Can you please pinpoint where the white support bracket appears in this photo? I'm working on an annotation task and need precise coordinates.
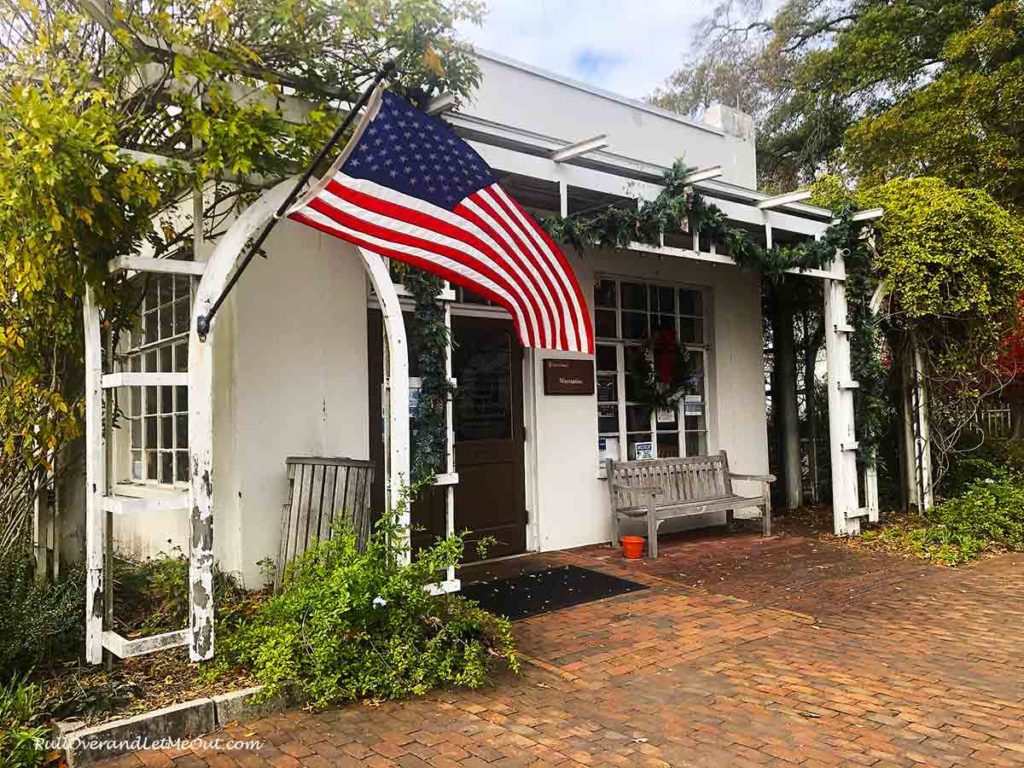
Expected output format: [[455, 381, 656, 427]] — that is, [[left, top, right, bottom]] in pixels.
[[108, 256, 207, 276], [550, 134, 608, 163], [756, 190, 812, 210]]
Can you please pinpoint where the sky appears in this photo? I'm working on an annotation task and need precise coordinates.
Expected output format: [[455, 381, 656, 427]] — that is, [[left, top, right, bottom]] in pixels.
[[456, 0, 708, 101]]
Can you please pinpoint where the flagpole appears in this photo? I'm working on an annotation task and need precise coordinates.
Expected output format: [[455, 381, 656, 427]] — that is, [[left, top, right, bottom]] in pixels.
[[195, 60, 396, 341]]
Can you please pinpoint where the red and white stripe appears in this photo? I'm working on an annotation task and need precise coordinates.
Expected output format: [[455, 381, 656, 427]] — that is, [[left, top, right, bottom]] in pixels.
[[289, 173, 594, 354]]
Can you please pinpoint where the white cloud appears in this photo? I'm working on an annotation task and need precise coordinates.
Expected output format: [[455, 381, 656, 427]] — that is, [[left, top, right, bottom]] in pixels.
[[457, 0, 706, 100]]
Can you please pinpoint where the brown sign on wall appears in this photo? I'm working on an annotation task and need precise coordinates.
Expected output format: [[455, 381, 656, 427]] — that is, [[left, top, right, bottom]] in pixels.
[[543, 358, 595, 395]]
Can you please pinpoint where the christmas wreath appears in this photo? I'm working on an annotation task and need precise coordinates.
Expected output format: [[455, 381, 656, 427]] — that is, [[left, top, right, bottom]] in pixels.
[[628, 326, 693, 409]]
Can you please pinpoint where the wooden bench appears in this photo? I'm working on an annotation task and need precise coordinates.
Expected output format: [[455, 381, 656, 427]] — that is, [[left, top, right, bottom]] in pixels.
[[606, 451, 774, 558], [276, 456, 374, 591]]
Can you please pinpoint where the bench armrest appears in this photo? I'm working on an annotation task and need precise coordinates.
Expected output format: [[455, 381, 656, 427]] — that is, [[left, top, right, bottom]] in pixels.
[[730, 472, 776, 483]]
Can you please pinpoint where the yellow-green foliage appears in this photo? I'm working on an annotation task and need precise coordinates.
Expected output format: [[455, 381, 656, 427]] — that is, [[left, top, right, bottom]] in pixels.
[[859, 177, 1024, 370]]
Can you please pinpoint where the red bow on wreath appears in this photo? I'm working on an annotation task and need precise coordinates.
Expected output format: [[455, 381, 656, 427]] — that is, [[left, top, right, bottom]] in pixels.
[[653, 326, 679, 385]]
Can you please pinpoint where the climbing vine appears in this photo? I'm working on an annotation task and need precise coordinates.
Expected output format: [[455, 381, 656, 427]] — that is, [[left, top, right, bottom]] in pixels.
[[540, 159, 886, 459], [400, 266, 454, 482]]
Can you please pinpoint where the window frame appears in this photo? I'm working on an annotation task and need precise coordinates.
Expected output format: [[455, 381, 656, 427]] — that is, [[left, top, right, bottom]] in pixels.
[[594, 275, 712, 473]]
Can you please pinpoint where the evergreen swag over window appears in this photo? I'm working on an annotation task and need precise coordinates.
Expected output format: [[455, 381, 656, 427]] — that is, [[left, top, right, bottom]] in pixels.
[[538, 160, 885, 460]]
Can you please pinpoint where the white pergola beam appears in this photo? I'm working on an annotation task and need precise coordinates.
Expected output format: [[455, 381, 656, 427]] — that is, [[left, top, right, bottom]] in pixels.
[[425, 93, 456, 116], [757, 190, 812, 209], [681, 165, 723, 185], [850, 207, 884, 223], [550, 134, 608, 163]]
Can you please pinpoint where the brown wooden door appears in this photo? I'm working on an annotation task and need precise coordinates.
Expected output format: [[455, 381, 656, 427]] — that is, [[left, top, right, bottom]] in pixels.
[[450, 315, 526, 561], [367, 311, 526, 563]]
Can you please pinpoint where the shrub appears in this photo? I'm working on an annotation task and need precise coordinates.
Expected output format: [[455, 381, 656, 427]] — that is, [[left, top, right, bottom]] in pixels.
[[940, 436, 1024, 497], [218, 489, 518, 707], [114, 548, 247, 635], [865, 470, 1024, 565], [0, 675, 48, 768], [0, 554, 84, 679]]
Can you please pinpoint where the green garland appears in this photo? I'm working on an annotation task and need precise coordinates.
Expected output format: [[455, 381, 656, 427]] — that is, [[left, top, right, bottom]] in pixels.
[[540, 159, 885, 460], [399, 266, 455, 482]]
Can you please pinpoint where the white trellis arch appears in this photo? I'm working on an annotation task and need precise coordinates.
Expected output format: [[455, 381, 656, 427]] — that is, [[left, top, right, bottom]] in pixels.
[[84, 179, 414, 662]]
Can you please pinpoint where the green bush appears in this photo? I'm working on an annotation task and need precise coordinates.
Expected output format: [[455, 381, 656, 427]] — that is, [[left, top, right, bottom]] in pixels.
[[941, 436, 1024, 497], [0, 554, 84, 679], [866, 470, 1024, 565], [0, 675, 48, 768], [218, 489, 518, 707], [114, 548, 247, 635]]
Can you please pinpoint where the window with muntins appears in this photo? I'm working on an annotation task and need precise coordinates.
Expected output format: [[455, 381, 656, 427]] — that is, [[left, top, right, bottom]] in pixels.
[[594, 277, 709, 467], [123, 275, 191, 485]]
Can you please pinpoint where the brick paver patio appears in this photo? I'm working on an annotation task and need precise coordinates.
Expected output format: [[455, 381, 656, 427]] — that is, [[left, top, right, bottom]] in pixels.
[[98, 529, 1024, 768]]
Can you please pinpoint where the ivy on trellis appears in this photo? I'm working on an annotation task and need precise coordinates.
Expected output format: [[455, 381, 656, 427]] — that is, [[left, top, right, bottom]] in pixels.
[[399, 266, 454, 482], [539, 159, 885, 461]]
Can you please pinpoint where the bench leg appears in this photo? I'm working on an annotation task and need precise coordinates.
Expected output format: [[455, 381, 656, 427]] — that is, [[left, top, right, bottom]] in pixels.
[[647, 503, 658, 559], [611, 510, 620, 549], [762, 484, 772, 537], [726, 509, 735, 531]]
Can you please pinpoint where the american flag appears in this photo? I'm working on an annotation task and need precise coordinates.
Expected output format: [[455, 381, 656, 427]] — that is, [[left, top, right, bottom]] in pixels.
[[288, 87, 594, 354]]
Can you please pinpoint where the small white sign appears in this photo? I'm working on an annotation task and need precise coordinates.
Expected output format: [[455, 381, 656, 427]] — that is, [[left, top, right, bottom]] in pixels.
[[634, 440, 654, 460], [656, 407, 676, 424]]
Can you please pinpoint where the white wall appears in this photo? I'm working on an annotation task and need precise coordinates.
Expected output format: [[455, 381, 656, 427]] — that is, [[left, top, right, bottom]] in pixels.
[[527, 248, 769, 552], [114, 219, 370, 587], [467, 54, 758, 189]]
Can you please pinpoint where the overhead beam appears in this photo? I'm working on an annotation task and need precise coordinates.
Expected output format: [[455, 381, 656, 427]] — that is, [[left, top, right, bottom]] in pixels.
[[757, 190, 812, 209], [850, 207, 884, 223], [681, 165, 723, 185], [425, 93, 456, 116], [550, 134, 608, 163]]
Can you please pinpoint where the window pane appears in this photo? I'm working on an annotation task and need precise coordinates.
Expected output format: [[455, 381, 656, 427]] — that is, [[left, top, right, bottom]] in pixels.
[[174, 342, 188, 372], [679, 289, 702, 316], [131, 451, 143, 480], [594, 279, 616, 308], [684, 409, 706, 432], [160, 416, 173, 449], [145, 350, 158, 372], [598, 404, 619, 433], [657, 432, 679, 458], [626, 404, 652, 432], [175, 451, 189, 482], [129, 388, 140, 417], [160, 451, 174, 484], [685, 431, 707, 456], [620, 282, 647, 311], [680, 317, 703, 344], [176, 415, 188, 448], [160, 386, 173, 414], [596, 344, 616, 372], [176, 386, 188, 411], [160, 344, 173, 372], [595, 309, 617, 338], [144, 311, 158, 341], [597, 374, 617, 403], [173, 299, 188, 335], [130, 419, 141, 445], [650, 285, 675, 314], [622, 311, 647, 339], [159, 306, 173, 338], [145, 416, 157, 447], [686, 353, 706, 397], [146, 450, 158, 479]]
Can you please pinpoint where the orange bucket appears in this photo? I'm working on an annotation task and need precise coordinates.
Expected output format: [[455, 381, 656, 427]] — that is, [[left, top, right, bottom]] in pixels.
[[621, 535, 645, 559]]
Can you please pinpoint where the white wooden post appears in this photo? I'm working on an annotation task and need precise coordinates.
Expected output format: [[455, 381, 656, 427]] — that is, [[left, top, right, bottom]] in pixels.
[[188, 178, 296, 660], [823, 253, 862, 535], [901, 340, 933, 511], [83, 285, 105, 664], [357, 247, 411, 562]]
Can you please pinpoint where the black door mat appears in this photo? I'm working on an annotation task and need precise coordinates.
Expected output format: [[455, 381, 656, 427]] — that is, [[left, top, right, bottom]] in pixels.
[[459, 564, 648, 621]]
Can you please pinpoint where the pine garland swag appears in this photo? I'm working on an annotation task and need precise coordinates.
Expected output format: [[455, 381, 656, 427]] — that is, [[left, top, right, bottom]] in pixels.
[[540, 159, 886, 458]]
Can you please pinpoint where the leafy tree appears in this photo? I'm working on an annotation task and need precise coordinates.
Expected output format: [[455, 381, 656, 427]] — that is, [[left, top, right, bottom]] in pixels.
[[0, 0, 482, 558]]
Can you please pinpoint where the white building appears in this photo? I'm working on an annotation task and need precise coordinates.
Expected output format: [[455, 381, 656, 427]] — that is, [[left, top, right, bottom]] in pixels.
[[76, 51, 870, 662]]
